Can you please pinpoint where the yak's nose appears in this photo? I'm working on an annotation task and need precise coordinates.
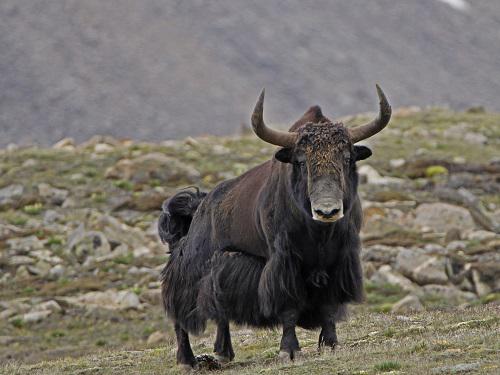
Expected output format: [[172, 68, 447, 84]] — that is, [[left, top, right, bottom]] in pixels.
[[311, 200, 344, 222], [314, 207, 341, 218]]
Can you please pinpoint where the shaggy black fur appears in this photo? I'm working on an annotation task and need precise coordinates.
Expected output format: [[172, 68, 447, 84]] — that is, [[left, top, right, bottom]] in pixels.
[[160, 106, 372, 368]]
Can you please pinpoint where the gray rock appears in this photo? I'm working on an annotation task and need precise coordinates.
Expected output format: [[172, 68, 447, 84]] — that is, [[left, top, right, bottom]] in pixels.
[[7, 235, 44, 252], [31, 300, 62, 313], [431, 362, 481, 374], [370, 265, 419, 294], [412, 257, 448, 285], [391, 295, 424, 313], [446, 240, 467, 252], [20, 310, 53, 323], [467, 230, 497, 242], [0, 336, 15, 345], [9, 256, 36, 266], [68, 225, 111, 262], [395, 249, 448, 285], [43, 210, 64, 224], [362, 245, 400, 264], [0, 184, 24, 208], [48, 264, 65, 279], [413, 203, 475, 233], [37, 183, 69, 205], [422, 285, 477, 304], [27, 260, 52, 277]]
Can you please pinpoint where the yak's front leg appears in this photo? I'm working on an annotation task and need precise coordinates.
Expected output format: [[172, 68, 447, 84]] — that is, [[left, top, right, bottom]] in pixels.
[[174, 323, 198, 370], [318, 305, 341, 351], [279, 309, 301, 360]]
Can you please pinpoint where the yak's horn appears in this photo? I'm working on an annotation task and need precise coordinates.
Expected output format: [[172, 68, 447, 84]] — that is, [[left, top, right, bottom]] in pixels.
[[348, 84, 392, 143], [251, 89, 298, 148]]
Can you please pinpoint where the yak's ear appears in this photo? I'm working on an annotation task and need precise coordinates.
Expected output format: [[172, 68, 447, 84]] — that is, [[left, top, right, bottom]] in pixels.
[[274, 148, 293, 163], [354, 145, 372, 161]]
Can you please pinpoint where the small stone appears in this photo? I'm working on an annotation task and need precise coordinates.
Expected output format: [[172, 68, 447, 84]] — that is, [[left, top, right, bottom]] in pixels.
[[22, 159, 38, 167], [31, 300, 62, 313], [133, 246, 152, 258], [389, 158, 406, 168], [422, 285, 476, 304], [94, 143, 115, 153], [147, 331, 166, 345], [0, 336, 15, 345], [21, 310, 53, 323], [27, 260, 52, 277], [48, 264, 65, 280], [391, 295, 424, 313], [9, 256, 36, 266]]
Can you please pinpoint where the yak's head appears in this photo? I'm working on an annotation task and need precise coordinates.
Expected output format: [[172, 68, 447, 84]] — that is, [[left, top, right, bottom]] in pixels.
[[251, 85, 391, 223]]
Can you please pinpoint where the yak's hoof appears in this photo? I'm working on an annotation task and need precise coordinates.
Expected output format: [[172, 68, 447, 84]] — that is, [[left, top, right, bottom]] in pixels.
[[278, 349, 302, 361]]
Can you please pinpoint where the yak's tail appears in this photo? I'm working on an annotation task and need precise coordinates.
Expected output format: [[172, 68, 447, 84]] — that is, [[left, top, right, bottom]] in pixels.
[[158, 187, 206, 248]]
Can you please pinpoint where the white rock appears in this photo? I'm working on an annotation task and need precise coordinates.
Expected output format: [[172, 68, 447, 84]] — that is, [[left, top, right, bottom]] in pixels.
[[467, 230, 497, 242], [389, 158, 406, 168], [22, 310, 53, 323], [31, 300, 62, 313], [370, 265, 419, 294], [94, 143, 115, 153], [358, 165, 404, 185], [133, 246, 152, 258]]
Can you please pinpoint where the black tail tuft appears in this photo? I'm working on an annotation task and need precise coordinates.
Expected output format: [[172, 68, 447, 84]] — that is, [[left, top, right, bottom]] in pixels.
[[158, 187, 206, 248]]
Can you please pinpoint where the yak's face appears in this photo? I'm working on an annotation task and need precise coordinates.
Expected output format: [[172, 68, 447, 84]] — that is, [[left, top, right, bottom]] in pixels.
[[275, 122, 372, 223]]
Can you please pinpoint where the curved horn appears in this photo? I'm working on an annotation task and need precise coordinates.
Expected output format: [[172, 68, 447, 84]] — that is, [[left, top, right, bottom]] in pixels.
[[251, 89, 298, 148], [349, 84, 392, 143]]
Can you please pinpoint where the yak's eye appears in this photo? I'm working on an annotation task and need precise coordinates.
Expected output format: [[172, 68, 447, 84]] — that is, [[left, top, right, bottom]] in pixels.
[[297, 160, 306, 168], [343, 152, 351, 164]]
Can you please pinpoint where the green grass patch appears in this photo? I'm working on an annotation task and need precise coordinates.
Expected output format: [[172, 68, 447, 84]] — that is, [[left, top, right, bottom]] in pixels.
[[374, 361, 402, 372], [23, 202, 44, 215]]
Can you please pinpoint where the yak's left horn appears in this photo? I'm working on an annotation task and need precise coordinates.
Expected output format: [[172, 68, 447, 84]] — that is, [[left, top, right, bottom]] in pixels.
[[251, 89, 298, 148], [348, 84, 392, 143]]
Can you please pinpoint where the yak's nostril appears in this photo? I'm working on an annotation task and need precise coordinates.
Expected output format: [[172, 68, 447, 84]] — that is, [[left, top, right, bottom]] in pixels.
[[314, 208, 340, 218]]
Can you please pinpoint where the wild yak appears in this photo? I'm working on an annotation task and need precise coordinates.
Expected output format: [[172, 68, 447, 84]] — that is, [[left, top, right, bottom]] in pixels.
[[159, 85, 391, 370]]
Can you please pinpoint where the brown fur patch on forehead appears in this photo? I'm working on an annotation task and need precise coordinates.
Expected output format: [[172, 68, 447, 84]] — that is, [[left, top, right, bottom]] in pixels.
[[298, 122, 351, 175]]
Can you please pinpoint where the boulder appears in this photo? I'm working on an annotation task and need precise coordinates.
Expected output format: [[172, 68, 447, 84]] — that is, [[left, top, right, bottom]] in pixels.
[[147, 331, 167, 345], [395, 249, 448, 285], [413, 203, 475, 233], [391, 295, 424, 313]]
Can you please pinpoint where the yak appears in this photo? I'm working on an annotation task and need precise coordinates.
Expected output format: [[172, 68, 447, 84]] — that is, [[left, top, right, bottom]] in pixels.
[[159, 85, 391, 370]]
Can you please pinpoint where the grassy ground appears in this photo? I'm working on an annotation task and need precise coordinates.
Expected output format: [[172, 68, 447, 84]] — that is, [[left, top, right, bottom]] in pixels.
[[2, 305, 498, 374]]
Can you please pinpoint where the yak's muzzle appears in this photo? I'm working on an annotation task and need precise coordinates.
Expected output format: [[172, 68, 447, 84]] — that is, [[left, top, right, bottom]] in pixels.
[[311, 200, 344, 222]]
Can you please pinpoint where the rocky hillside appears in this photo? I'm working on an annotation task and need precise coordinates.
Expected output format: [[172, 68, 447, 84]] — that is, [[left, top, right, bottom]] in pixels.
[[2, 1, 500, 146], [0, 107, 499, 374]]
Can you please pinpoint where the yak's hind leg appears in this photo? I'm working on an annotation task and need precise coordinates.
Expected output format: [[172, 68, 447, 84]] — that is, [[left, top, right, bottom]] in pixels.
[[213, 320, 235, 363], [174, 323, 198, 370]]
